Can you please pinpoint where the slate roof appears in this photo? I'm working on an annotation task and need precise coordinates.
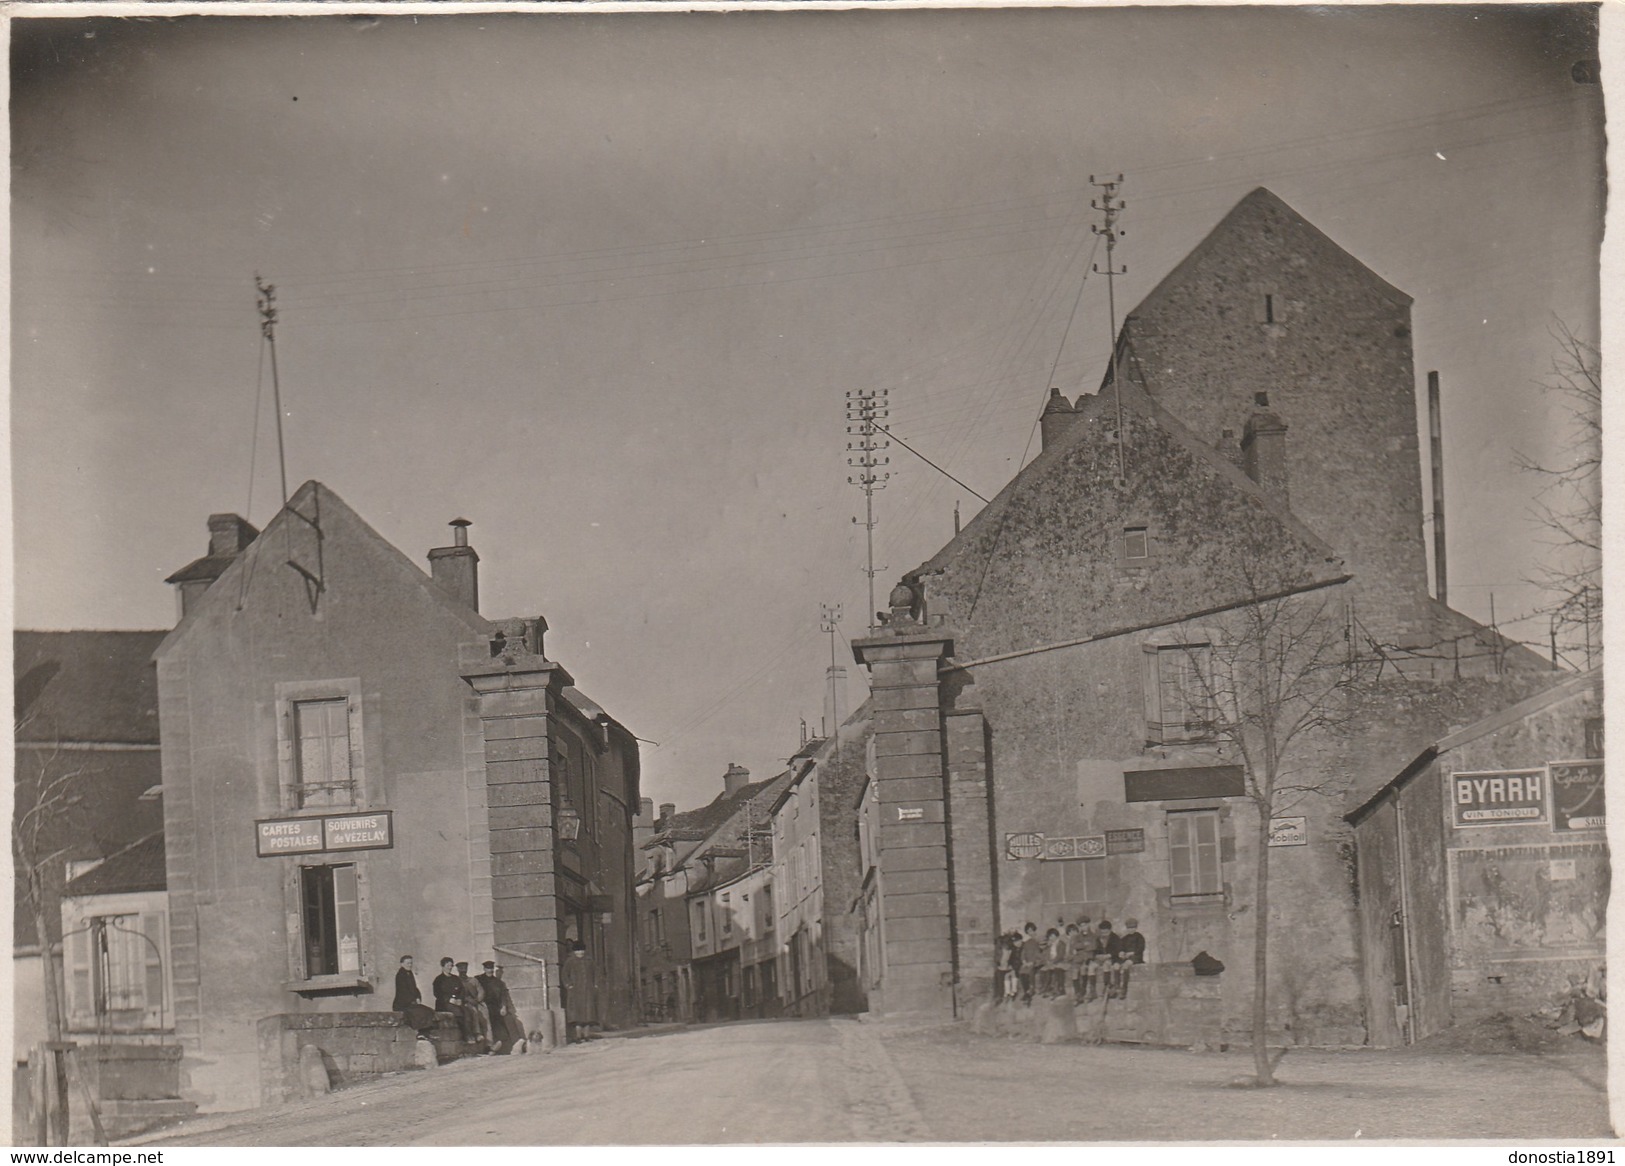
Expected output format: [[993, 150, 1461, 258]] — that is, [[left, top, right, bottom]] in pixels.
[[15, 630, 166, 743], [63, 832, 167, 897]]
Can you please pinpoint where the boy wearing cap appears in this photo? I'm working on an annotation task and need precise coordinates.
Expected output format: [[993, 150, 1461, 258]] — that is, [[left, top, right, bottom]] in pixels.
[[1112, 918, 1146, 998]]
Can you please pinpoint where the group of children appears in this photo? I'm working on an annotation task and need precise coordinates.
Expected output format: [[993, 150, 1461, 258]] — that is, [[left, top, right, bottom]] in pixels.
[[997, 917, 1146, 1004]]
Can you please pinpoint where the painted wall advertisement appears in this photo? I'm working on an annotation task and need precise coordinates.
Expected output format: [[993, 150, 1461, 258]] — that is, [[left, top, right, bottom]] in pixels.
[[1549, 760, 1604, 832], [1450, 769, 1546, 828]]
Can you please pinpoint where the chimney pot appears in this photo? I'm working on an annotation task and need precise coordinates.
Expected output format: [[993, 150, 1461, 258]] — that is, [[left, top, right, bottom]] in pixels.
[[659, 803, 676, 827], [724, 763, 751, 798], [429, 521, 480, 612]]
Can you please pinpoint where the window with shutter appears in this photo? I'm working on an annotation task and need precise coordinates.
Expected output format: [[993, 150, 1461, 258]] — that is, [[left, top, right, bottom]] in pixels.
[[299, 863, 361, 977], [1146, 644, 1217, 745], [1168, 810, 1223, 899], [294, 699, 354, 807]]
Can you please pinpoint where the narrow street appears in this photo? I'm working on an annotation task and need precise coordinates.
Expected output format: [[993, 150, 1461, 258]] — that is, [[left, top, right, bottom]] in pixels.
[[136, 1018, 1610, 1145]]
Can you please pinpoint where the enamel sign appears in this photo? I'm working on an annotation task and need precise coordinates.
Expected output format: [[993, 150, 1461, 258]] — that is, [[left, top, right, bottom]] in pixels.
[[1451, 769, 1546, 828]]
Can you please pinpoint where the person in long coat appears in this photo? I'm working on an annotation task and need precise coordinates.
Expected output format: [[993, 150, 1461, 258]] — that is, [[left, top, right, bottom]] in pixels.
[[433, 957, 470, 1041], [393, 955, 437, 1037], [477, 961, 516, 1054]]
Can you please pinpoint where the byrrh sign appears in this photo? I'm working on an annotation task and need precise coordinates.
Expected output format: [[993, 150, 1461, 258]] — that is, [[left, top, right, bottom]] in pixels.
[[256, 811, 394, 857], [1451, 769, 1546, 828]]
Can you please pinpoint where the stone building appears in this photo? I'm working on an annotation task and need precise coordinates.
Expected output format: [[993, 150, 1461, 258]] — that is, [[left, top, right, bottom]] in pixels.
[[769, 722, 871, 1017], [848, 188, 1562, 1045], [154, 481, 640, 1110], [13, 631, 168, 1061], [1346, 670, 1604, 1046], [635, 762, 791, 1023]]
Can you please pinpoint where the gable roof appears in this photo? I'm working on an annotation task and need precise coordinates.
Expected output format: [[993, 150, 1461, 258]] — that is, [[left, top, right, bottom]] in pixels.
[[1131, 187, 1411, 325], [15, 630, 167, 744], [63, 831, 167, 897], [158, 480, 493, 660]]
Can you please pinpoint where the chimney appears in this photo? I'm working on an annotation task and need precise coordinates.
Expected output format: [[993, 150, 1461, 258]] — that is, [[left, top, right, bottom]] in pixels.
[[1039, 387, 1077, 450], [1241, 411, 1289, 505], [633, 797, 655, 851], [658, 803, 676, 829], [824, 664, 848, 741], [167, 512, 260, 620], [724, 763, 751, 798], [428, 518, 479, 612]]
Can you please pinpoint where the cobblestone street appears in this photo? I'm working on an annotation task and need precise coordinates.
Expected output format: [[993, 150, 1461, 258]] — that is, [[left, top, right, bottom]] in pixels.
[[135, 1018, 1612, 1145]]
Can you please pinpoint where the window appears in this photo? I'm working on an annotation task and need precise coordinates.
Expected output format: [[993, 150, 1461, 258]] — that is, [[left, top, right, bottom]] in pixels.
[[1146, 644, 1218, 745], [1585, 716, 1604, 759], [1039, 858, 1106, 911], [1124, 526, 1150, 561], [759, 885, 774, 934], [300, 863, 361, 977], [1263, 294, 1275, 324], [1168, 810, 1223, 899], [294, 699, 354, 807], [65, 912, 167, 1028], [691, 899, 708, 946], [720, 892, 733, 937]]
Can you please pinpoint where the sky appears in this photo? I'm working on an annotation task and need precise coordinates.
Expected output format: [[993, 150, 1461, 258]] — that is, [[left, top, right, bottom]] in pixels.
[[10, 4, 1605, 814]]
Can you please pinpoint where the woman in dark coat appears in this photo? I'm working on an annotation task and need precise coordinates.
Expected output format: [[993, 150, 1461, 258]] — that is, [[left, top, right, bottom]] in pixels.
[[393, 955, 437, 1037]]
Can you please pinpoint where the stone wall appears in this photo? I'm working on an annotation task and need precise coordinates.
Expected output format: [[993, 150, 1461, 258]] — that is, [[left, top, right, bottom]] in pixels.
[[255, 1011, 466, 1105]]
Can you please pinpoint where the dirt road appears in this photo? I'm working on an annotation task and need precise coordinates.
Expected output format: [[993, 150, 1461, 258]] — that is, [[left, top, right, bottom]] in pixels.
[[137, 1017, 1611, 1145]]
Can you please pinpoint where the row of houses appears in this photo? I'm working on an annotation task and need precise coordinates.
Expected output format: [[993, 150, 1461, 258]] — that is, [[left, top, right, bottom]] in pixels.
[[622, 188, 1606, 1048], [14, 187, 1604, 1127]]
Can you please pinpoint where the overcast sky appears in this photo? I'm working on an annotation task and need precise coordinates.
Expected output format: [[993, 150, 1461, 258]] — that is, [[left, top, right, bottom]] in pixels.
[[10, 5, 1604, 812]]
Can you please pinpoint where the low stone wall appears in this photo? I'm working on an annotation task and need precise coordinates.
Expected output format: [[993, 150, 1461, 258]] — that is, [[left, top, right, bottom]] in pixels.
[[256, 1012, 472, 1106], [967, 962, 1365, 1049], [77, 1043, 184, 1101]]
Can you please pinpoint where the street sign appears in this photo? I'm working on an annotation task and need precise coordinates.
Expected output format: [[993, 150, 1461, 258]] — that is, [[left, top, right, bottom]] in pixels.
[[1451, 769, 1546, 827], [1549, 760, 1604, 832], [1267, 817, 1307, 847], [1004, 832, 1044, 860]]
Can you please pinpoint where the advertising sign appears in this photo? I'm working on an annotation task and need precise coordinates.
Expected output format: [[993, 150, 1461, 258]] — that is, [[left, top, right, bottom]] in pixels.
[[1451, 769, 1546, 828], [1549, 760, 1605, 832], [257, 810, 394, 857], [1267, 816, 1307, 847], [256, 817, 325, 856], [1004, 832, 1044, 860], [1042, 835, 1106, 860], [324, 811, 394, 852], [1105, 828, 1145, 855]]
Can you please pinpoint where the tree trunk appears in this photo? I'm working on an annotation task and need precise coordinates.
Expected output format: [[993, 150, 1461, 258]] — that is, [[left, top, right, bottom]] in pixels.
[[1252, 804, 1275, 1086], [27, 869, 71, 1143]]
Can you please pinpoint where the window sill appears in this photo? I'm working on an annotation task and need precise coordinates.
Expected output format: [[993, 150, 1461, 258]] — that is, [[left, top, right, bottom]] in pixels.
[[284, 975, 374, 996]]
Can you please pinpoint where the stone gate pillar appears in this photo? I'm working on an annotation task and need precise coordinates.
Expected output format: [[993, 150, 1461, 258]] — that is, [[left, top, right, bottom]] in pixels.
[[852, 621, 957, 1020], [461, 653, 574, 1035]]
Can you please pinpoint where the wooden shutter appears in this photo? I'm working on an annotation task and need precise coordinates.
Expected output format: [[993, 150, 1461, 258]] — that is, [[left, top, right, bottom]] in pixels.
[[141, 911, 167, 1024], [1142, 646, 1163, 743], [334, 864, 361, 973], [65, 924, 93, 1025]]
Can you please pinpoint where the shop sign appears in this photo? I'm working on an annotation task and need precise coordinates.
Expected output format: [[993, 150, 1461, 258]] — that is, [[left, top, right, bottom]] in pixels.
[[1105, 828, 1145, 855], [1451, 769, 1546, 828], [1004, 832, 1045, 860], [1549, 760, 1605, 832], [324, 811, 394, 852], [897, 806, 925, 822], [1043, 835, 1106, 860], [256, 810, 394, 857], [256, 817, 324, 856], [1267, 816, 1307, 847]]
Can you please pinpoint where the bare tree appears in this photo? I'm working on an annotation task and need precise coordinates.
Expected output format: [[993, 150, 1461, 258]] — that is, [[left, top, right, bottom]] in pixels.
[[1175, 550, 1370, 1086], [1518, 321, 1600, 666], [13, 712, 88, 1142]]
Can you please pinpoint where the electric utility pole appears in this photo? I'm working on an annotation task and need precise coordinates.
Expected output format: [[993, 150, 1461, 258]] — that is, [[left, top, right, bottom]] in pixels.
[[846, 389, 890, 630], [1091, 176, 1128, 482], [255, 274, 290, 505], [821, 603, 844, 737]]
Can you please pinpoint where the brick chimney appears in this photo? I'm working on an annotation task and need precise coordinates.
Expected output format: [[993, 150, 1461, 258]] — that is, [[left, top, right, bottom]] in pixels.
[[1039, 387, 1077, 450], [724, 763, 751, 798], [428, 518, 479, 612], [166, 512, 260, 620], [1241, 411, 1289, 506]]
